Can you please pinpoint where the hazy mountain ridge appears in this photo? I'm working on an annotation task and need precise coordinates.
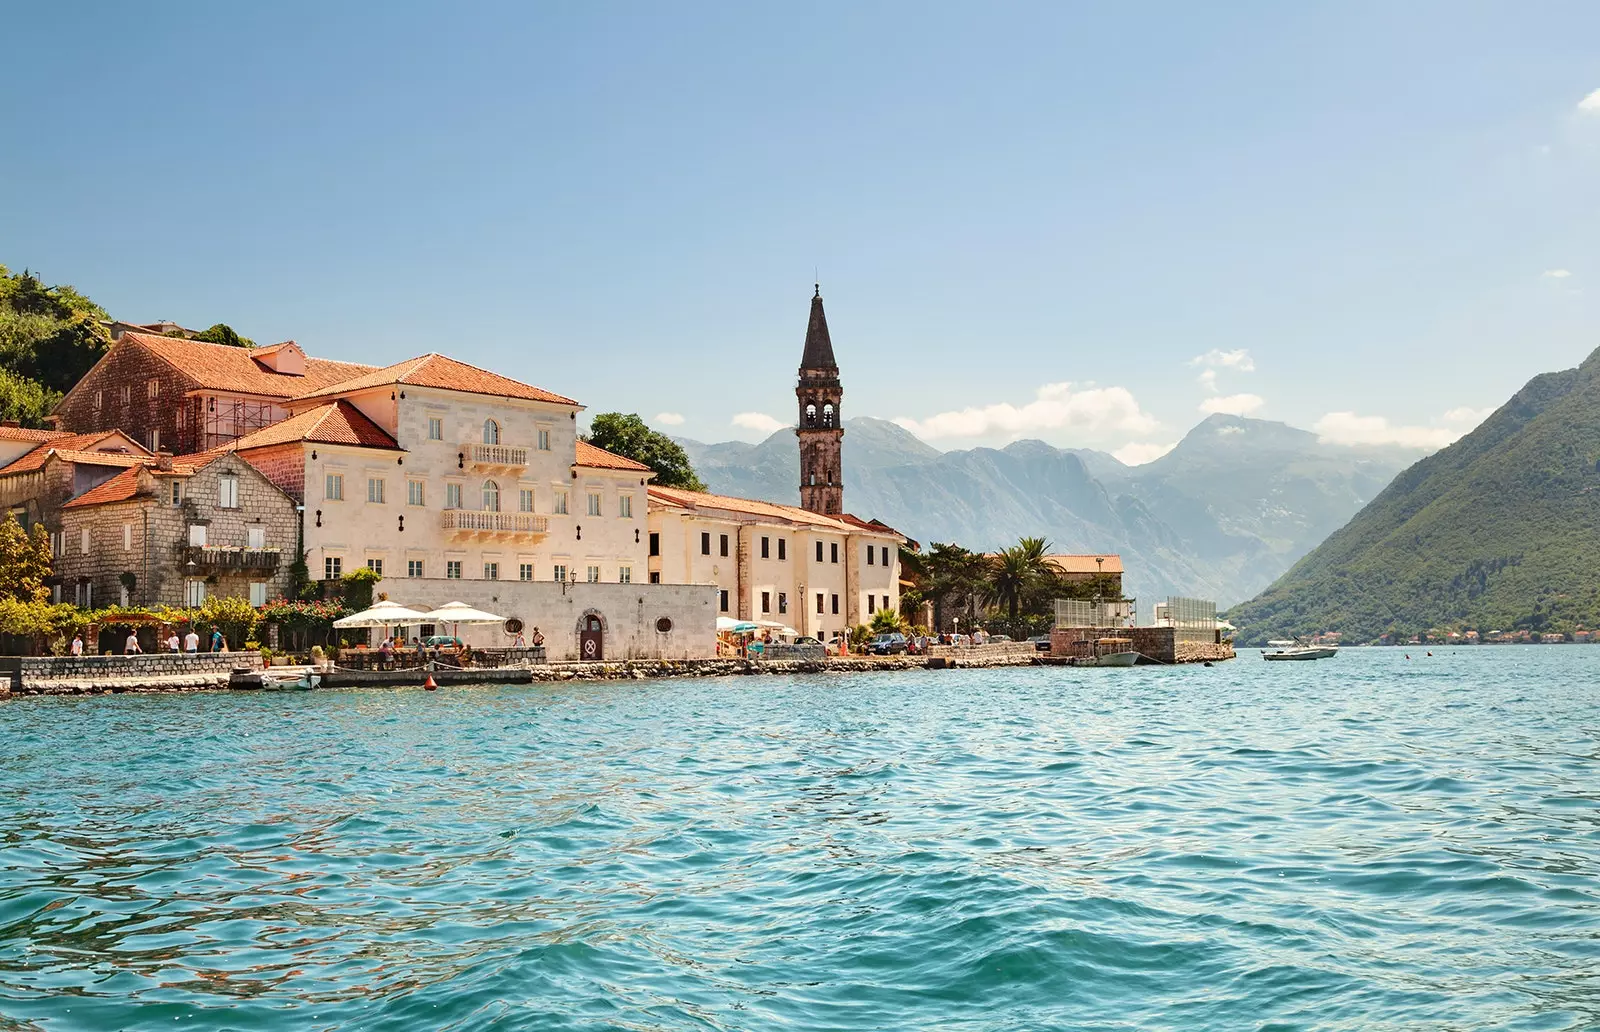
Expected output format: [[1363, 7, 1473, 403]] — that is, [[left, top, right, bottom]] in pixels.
[[1226, 346, 1600, 643], [677, 415, 1420, 607]]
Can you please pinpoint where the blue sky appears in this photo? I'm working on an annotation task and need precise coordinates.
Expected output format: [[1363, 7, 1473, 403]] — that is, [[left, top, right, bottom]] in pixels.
[[6, 2, 1600, 462]]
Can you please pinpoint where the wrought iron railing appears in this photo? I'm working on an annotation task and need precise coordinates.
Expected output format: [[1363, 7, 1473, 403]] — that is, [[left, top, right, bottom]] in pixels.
[[181, 545, 281, 570]]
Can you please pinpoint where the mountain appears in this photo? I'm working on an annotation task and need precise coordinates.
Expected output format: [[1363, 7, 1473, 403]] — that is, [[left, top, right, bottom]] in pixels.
[[679, 415, 1419, 608], [1227, 348, 1600, 644]]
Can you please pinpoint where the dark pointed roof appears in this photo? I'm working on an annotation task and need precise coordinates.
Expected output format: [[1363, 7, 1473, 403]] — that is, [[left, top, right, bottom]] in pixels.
[[800, 284, 838, 371]]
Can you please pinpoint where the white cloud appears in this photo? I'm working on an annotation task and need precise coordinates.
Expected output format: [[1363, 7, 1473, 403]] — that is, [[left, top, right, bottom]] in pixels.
[[1314, 412, 1462, 450], [1441, 406, 1493, 428], [654, 412, 685, 426], [731, 412, 785, 434], [1197, 369, 1218, 392], [1543, 268, 1572, 279], [893, 381, 1158, 441], [1198, 393, 1264, 416], [1112, 441, 1177, 465], [1188, 348, 1256, 372], [1578, 88, 1600, 113]]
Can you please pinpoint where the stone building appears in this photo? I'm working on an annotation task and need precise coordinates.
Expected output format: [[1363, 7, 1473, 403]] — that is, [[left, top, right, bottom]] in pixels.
[[54, 451, 298, 608], [0, 429, 154, 539], [646, 486, 902, 641], [51, 333, 374, 455], [796, 285, 844, 516]]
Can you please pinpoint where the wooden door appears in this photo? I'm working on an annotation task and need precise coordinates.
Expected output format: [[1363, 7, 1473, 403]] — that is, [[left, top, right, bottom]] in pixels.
[[580, 616, 603, 660]]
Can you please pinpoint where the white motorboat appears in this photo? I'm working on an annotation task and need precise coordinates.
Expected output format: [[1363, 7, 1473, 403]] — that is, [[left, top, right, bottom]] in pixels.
[[1262, 643, 1337, 661], [1069, 638, 1141, 667], [262, 671, 322, 690]]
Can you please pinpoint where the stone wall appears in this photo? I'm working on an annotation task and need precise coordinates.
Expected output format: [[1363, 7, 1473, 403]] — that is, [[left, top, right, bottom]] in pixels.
[[375, 578, 718, 661], [1050, 626, 1234, 664], [925, 642, 1039, 663], [1, 651, 263, 693], [53, 338, 199, 452]]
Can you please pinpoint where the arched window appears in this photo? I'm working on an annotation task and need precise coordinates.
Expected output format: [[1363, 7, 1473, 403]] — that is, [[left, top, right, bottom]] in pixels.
[[483, 419, 500, 445], [822, 404, 835, 428], [482, 480, 500, 511], [805, 404, 817, 427]]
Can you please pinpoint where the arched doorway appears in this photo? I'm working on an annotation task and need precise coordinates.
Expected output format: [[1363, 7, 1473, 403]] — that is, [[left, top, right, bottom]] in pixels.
[[580, 614, 604, 660]]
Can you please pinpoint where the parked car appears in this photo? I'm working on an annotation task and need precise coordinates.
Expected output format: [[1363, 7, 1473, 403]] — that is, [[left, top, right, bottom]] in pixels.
[[988, 634, 1012, 642], [1028, 634, 1052, 652], [421, 635, 465, 649], [793, 636, 824, 646], [866, 633, 908, 656]]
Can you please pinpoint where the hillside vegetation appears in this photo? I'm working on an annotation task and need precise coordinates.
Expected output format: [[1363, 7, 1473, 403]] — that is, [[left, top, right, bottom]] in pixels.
[[1227, 347, 1600, 643]]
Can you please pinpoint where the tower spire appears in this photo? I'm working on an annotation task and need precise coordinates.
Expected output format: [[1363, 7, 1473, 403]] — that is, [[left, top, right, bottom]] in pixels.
[[796, 284, 844, 515]]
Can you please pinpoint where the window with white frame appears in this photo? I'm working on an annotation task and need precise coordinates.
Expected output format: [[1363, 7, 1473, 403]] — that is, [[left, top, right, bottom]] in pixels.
[[408, 559, 424, 577], [218, 475, 239, 509], [483, 562, 499, 580], [446, 482, 462, 509], [80, 528, 90, 554], [408, 480, 425, 506], [587, 492, 602, 516], [483, 419, 500, 445], [553, 491, 568, 515], [325, 473, 344, 501], [147, 429, 160, 452], [368, 477, 385, 504], [446, 560, 462, 579], [428, 417, 443, 440], [93, 390, 102, 410], [188, 524, 206, 547], [619, 494, 632, 518], [519, 488, 534, 512], [147, 379, 160, 399], [122, 523, 131, 551], [247, 526, 265, 549], [120, 384, 131, 404], [586, 565, 601, 583], [367, 558, 383, 575], [552, 563, 568, 582], [618, 566, 632, 584], [483, 480, 500, 512], [519, 563, 533, 581], [170, 481, 181, 505], [324, 556, 342, 578], [249, 582, 268, 606], [537, 428, 551, 450]]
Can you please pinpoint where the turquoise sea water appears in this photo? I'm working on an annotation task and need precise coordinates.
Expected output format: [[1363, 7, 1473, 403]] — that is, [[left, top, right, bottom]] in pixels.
[[0, 648, 1597, 1031]]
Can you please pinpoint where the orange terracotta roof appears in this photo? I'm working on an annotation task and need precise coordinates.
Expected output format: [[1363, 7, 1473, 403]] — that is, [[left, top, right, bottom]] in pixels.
[[575, 440, 653, 472], [61, 467, 148, 509], [229, 401, 400, 451], [647, 485, 901, 536], [0, 426, 71, 444], [838, 512, 908, 541], [0, 433, 155, 474], [1043, 554, 1124, 575], [123, 332, 376, 398], [290, 353, 580, 407]]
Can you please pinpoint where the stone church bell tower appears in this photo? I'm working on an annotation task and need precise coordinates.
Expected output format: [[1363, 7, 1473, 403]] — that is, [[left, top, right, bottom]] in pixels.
[[796, 284, 843, 515]]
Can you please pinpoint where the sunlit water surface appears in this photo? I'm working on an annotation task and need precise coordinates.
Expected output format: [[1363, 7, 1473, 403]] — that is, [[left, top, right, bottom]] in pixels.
[[0, 648, 1597, 1031]]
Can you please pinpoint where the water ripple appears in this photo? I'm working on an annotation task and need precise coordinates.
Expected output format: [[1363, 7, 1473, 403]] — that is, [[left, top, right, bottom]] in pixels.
[[0, 647, 1597, 1029]]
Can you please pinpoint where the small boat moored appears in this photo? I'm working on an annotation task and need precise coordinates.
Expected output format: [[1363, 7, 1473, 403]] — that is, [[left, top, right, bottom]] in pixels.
[[1070, 637, 1142, 667], [1262, 638, 1338, 661]]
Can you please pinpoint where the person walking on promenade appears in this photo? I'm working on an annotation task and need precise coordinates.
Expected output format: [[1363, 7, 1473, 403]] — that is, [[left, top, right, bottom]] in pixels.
[[184, 629, 199, 653], [210, 628, 224, 653], [70, 634, 84, 656], [124, 631, 142, 655]]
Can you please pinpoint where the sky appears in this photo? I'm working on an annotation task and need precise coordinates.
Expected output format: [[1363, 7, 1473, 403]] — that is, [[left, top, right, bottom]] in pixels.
[[5, 2, 1600, 463]]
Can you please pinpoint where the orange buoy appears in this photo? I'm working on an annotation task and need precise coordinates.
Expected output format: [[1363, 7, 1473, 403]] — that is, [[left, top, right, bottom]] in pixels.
[[423, 674, 438, 691]]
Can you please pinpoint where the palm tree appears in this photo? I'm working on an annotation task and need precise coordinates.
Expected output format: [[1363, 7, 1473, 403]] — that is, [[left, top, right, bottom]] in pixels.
[[992, 536, 1053, 625]]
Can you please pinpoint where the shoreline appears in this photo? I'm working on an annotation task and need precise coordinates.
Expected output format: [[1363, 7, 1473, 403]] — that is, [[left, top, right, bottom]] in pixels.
[[1, 645, 1236, 698]]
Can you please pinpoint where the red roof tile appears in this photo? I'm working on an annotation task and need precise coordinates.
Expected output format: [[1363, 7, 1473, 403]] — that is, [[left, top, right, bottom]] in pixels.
[[575, 440, 653, 473], [61, 467, 148, 509], [123, 332, 376, 398], [0, 426, 71, 444], [0, 432, 154, 474], [291, 354, 579, 407], [1043, 554, 1124, 575], [229, 401, 400, 451]]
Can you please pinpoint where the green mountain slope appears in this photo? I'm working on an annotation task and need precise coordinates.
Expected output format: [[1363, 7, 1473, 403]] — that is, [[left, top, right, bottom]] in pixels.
[[1227, 348, 1600, 643]]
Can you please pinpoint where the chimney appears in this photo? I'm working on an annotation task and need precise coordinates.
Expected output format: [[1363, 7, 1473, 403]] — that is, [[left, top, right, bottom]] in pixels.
[[156, 449, 174, 472]]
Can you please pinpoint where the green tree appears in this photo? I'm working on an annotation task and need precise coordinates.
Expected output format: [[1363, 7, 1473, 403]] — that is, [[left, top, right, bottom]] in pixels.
[[0, 514, 53, 603], [0, 266, 112, 393], [191, 323, 254, 348], [583, 412, 705, 491], [198, 595, 260, 651], [0, 368, 62, 428], [921, 542, 992, 630], [992, 536, 1052, 625], [340, 566, 382, 611], [869, 609, 905, 634]]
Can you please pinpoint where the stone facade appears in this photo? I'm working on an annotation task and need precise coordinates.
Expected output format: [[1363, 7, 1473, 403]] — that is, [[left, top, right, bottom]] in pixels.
[[358, 578, 717, 662], [51, 339, 199, 453], [55, 455, 297, 608], [796, 286, 844, 516], [1050, 626, 1235, 664]]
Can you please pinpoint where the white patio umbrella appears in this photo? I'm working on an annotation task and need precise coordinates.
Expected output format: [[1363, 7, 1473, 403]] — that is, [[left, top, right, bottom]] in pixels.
[[333, 599, 432, 628], [421, 601, 507, 641]]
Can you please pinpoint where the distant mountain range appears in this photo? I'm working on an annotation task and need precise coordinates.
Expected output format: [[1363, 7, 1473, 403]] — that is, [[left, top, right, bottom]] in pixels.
[[1227, 346, 1600, 644], [676, 415, 1421, 609]]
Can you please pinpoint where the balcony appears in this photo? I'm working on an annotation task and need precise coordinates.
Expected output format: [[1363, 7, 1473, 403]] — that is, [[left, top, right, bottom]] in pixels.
[[181, 545, 282, 571], [461, 442, 528, 469], [441, 510, 549, 538]]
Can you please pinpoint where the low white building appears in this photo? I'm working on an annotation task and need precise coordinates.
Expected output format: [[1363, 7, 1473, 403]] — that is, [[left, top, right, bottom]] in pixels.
[[647, 486, 903, 641]]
